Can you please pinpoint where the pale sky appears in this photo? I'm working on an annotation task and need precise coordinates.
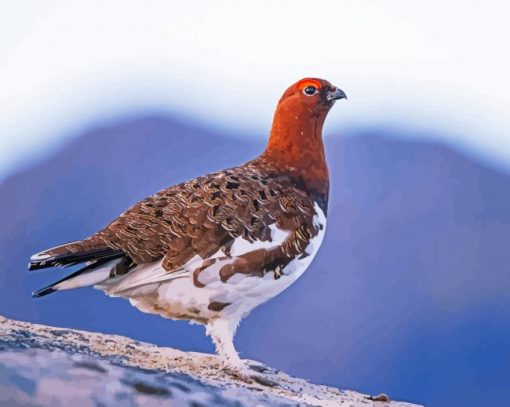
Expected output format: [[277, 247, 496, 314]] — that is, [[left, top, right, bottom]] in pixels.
[[1, 0, 510, 178]]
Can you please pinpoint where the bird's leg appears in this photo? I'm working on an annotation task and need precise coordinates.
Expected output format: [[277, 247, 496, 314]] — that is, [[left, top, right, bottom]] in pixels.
[[206, 318, 243, 371], [206, 318, 277, 387]]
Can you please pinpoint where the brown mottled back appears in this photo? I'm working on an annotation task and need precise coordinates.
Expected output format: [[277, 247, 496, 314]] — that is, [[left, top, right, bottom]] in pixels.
[[69, 156, 321, 280]]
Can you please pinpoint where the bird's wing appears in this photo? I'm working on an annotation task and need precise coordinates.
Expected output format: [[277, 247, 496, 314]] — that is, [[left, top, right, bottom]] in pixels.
[[94, 162, 320, 287], [30, 161, 321, 295]]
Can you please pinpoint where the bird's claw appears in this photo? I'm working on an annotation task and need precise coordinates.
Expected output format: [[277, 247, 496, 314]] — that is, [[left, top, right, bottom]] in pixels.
[[366, 393, 391, 402], [224, 365, 279, 387], [249, 373, 279, 387], [248, 363, 279, 375]]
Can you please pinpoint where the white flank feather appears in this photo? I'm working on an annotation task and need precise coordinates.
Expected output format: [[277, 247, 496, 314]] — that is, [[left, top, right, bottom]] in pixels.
[[103, 260, 190, 294]]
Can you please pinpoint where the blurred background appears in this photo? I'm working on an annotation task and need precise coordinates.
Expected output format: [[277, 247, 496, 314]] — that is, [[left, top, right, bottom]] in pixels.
[[1, 1, 509, 406]]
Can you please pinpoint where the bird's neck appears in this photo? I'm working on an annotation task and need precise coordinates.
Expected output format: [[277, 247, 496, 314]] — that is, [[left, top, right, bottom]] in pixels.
[[261, 104, 330, 210]]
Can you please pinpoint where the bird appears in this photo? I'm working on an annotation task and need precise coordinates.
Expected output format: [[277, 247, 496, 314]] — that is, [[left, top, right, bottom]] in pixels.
[[29, 78, 346, 383]]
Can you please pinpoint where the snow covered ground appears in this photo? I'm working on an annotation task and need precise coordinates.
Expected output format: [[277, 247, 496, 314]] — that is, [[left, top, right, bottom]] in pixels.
[[0, 314, 421, 407]]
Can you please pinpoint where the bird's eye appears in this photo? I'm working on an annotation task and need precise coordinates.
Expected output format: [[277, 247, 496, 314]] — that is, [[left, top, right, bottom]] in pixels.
[[303, 86, 317, 96]]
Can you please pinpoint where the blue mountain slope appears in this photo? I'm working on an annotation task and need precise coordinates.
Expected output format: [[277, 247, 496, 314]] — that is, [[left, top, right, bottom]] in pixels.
[[0, 116, 508, 407]]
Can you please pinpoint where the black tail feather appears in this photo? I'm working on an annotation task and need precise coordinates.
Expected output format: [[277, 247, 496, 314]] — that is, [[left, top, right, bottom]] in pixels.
[[28, 248, 125, 271], [31, 257, 122, 298], [32, 286, 56, 298]]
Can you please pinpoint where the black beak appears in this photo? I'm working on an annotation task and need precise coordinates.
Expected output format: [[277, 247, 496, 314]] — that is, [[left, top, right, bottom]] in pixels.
[[326, 87, 347, 101]]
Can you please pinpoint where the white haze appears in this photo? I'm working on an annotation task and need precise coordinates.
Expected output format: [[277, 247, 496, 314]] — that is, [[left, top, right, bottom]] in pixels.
[[1, 0, 509, 178]]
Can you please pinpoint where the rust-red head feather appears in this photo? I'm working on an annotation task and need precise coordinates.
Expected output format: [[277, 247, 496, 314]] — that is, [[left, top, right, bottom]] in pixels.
[[263, 77, 346, 201]]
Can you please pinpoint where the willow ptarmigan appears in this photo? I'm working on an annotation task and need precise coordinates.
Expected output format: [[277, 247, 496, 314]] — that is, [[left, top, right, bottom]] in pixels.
[[29, 78, 346, 382]]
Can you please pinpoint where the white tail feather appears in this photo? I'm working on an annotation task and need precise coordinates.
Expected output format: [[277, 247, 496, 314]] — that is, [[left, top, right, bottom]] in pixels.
[[53, 259, 120, 291]]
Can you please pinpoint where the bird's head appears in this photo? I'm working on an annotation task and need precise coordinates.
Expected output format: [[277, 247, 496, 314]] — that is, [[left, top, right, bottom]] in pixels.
[[268, 78, 346, 148], [267, 77, 346, 147], [277, 77, 347, 117]]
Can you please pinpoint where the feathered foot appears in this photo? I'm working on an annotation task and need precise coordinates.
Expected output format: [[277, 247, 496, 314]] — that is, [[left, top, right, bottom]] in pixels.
[[206, 318, 278, 387]]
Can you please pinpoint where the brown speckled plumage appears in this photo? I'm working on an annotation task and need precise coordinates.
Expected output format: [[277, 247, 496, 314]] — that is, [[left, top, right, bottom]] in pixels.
[[66, 157, 321, 284]]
